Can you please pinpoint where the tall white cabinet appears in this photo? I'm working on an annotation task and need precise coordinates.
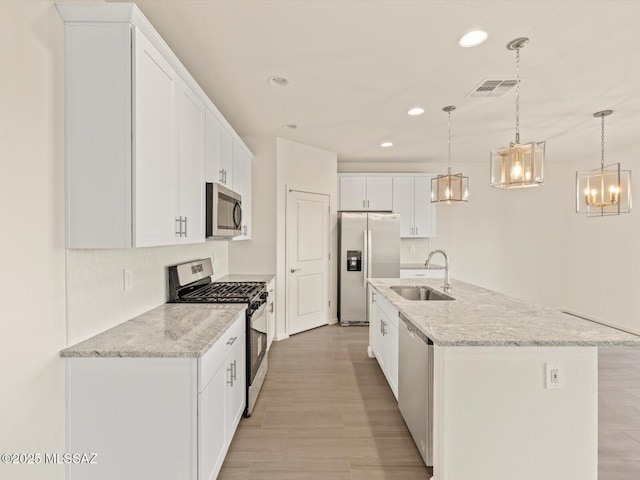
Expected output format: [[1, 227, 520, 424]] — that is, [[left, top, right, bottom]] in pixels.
[[59, 3, 252, 248], [392, 175, 436, 238]]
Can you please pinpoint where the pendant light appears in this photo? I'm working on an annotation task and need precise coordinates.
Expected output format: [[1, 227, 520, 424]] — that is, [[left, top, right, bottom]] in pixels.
[[490, 37, 545, 189], [576, 110, 631, 216], [431, 106, 469, 203]]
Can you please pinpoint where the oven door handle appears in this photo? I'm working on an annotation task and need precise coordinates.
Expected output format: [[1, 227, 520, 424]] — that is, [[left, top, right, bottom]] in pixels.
[[249, 302, 268, 333]]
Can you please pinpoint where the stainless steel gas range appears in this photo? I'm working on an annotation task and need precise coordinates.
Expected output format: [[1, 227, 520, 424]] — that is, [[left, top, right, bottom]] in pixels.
[[168, 258, 268, 417]]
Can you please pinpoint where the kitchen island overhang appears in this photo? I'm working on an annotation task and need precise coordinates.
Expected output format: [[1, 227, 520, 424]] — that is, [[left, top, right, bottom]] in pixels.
[[368, 278, 640, 480]]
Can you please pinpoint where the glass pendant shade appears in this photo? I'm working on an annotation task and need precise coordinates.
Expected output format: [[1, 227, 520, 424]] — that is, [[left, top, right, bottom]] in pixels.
[[490, 141, 545, 188], [431, 105, 469, 204], [576, 110, 631, 217], [490, 37, 545, 189], [576, 164, 631, 216], [431, 168, 469, 203]]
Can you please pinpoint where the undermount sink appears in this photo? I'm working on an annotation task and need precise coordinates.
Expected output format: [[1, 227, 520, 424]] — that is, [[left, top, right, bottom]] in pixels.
[[391, 286, 454, 301]]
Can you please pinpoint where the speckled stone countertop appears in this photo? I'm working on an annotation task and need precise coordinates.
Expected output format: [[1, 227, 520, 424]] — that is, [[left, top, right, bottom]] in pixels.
[[217, 274, 275, 283], [60, 303, 246, 358], [369, 278, 640, 347]]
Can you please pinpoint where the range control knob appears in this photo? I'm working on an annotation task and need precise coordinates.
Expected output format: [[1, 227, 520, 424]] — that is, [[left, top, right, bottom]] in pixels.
[[260, 291, 268, 300]]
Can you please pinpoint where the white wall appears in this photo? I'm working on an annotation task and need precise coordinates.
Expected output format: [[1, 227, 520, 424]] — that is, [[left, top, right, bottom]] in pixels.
[[0, 3, 66, 479], [276, 138, 338, 338], [339, 161, 570, 309], [66, 242, 230, 345], [228, 137, 277, 275]]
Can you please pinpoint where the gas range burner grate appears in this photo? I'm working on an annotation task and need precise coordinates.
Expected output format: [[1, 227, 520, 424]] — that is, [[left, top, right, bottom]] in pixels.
[[181, 282, 264, 303]]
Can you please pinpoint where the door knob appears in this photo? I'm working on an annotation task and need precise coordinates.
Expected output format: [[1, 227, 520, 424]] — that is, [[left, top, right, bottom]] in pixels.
[[290, 268, 300, 273]]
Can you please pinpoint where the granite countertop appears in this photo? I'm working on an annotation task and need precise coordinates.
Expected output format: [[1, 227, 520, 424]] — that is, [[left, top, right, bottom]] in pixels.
[[217, 274, 275, 283], [369, 278, 640, 347], [61, 303, 246, 358]]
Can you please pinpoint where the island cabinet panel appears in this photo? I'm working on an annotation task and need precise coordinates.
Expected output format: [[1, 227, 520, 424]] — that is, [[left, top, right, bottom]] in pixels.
[[370, 289, 399, 399], [432, 346, 598, 480], [66, 312, 246, 480]]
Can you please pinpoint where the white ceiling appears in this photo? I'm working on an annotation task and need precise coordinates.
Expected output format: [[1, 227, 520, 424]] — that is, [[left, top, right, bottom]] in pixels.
[[121, 0, 640, 164]]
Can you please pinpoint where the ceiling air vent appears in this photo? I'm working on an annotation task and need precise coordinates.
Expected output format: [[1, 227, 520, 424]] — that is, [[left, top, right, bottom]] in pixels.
[[469, 79, 516, 98]]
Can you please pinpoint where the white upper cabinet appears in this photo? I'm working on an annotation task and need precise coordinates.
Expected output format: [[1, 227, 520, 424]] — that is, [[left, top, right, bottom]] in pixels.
[[133, 29, 178, 248], [392, 175, 436, 238], [365, 177, 393, 210], [339, 175, 393, 211], [58, 3, 252, 248], [231, 142, 244, 195], [177, 79, 205, 244]]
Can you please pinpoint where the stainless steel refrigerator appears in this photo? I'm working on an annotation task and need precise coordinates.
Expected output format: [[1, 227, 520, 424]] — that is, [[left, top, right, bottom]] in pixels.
[[338, 212, 401, 326]]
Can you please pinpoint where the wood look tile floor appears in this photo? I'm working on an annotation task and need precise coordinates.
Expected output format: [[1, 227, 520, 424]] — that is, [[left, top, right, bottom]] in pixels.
[[220, 325, 640, 480]]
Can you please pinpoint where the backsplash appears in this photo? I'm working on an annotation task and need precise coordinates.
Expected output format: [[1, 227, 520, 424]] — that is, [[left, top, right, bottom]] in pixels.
[[400, 237, 431, 264], [66, 241, 229, 346]]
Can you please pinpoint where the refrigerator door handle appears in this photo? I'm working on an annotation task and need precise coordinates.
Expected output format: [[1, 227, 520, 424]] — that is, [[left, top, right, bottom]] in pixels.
[[367, 230, 373, 283], [363, 229, 368, 288]]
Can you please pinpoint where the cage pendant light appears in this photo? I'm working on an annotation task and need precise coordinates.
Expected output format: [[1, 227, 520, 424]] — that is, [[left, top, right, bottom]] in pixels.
[[431, 106, 469, 203], [576, 110, 631, 216], [490, 37, 545, 189]]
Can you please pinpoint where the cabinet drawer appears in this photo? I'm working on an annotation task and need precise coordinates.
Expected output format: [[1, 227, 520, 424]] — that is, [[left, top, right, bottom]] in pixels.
[[198, 311, 245, 392], [400, 269, 444, 279], [373, 289, 398, 327]]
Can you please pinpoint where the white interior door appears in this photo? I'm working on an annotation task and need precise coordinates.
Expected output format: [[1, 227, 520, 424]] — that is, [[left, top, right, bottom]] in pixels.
[[287, 190, 330, 335]]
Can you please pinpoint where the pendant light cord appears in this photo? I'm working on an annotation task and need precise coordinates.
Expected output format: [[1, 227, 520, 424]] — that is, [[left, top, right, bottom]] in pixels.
[[600, 114, 605, 170], [515, 46, 520, 144], [447, 109, 452, 175]]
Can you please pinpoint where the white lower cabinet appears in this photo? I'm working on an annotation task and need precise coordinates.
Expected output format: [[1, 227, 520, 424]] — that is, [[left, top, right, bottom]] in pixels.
[[370, 290, 399, 399], [66, 312, 246, 480]]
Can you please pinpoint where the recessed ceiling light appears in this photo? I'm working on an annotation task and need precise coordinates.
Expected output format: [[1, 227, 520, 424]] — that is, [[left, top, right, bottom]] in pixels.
[[268, 76, 290, 87], [459, 30, 488, 48], [282, 124, 297, 129], [408, 107, 425, 116], [381, 142, 393, 148]]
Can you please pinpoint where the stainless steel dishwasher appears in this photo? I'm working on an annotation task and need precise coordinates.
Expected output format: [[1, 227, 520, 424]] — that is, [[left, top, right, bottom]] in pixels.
[[398, 314, 433, 467]]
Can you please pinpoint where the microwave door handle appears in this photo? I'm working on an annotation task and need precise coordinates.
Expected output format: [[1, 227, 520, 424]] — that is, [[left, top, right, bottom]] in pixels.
[[233, 201, 242, 229]]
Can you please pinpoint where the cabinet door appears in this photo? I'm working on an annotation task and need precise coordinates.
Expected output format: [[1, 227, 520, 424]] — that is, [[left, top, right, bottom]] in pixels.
[[267, 280, 276, 350], [241, 151, 252, 239], [339, 176, 366, 210], [371, 302, 386, 371], [177, 80, 205, 244], [225, 335, 246, 441], [231, 142, 244, 194], [205, 109, 220, 183], [413, 176, 436, 238], [385, 319, 399, 400], [198, 363, 227, 480], [392, 177, 415, 238], [219, 127, 233, 186], [366, 177, 393, 211], [133, 30, 178, 247]]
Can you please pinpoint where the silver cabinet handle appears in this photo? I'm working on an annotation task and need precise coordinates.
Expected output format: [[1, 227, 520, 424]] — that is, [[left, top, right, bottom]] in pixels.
[[363, 199, 366, 209], [290, 268, 300, 273], [175, 216, 183, 236], [367, 200, 370, 208], [232, 360, 237, 382], [182, 217, 187, 237], [243, 225, 247, 235], [223, 169, 227, 184], [372, 291, 376, 303], [219, 169, 223, 183], [227, 363, 233, 386], [269, 302, 274, 313], [415, 226, 418, 235], [382, 320, 387, 336], [226, 336, 237, 346]]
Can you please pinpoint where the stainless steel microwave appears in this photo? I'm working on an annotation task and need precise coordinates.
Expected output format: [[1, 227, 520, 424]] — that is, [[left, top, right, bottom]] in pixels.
[[206, 182, 242, 237]]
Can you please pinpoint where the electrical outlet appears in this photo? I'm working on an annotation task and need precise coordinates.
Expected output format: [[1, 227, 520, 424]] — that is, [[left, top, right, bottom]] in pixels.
[[123, 268, 134, 292], [546, 363, 563, 389]]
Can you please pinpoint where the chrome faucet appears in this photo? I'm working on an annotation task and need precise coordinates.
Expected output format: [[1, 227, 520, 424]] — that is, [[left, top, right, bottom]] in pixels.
[[425, 249, 451, 293]]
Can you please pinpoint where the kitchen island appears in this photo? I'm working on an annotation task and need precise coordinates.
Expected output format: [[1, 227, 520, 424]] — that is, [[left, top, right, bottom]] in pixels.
[[368, 278, 640, 480]]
